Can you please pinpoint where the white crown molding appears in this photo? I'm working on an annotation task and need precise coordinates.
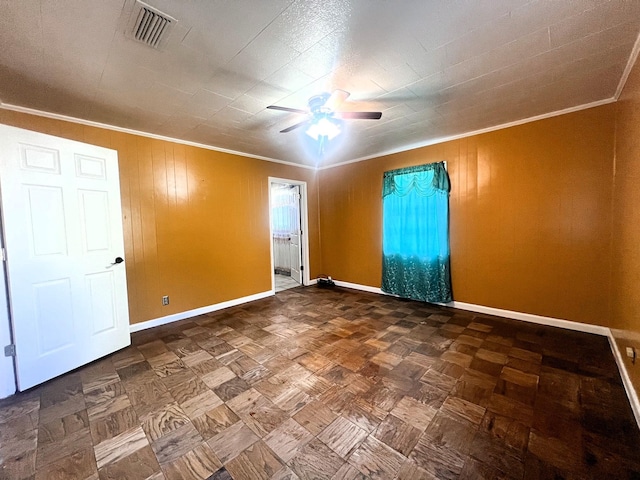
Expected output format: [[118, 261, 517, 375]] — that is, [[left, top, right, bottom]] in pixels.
[[615, 30, 640, 100], [2, 96, 618, 174], [608, 331, 640, 429], [130, 290, 274, 333], [0, 103, 316, 171], [318, 98, 616, 171]]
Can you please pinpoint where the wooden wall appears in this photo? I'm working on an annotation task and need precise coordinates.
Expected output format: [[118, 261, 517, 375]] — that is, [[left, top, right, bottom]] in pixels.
[[1, 79, 639, 405], [0, 110, 321, 325], [319, 105, 616, 326], [611, 55, 640, 397]]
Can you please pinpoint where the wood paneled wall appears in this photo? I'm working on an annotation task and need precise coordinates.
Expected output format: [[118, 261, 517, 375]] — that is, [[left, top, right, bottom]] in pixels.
[[319, 105, 616, 326], [3, 68, 640, 404], [0, 110, 321, 325], [611, 56, 640, 395]]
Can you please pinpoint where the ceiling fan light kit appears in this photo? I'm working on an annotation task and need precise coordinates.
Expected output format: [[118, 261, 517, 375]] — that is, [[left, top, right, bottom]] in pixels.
[[306, 117, 341, 141]]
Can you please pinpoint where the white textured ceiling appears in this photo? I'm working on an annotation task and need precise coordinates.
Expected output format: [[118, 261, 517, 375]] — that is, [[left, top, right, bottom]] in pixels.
[[1, 0, 639, 167]]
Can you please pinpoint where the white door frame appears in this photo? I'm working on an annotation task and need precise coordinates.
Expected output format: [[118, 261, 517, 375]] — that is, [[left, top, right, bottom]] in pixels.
[[268, 177, 310, 291]]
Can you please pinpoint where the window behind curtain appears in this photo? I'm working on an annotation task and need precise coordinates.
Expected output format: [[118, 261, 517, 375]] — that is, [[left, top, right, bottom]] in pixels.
[[381, 162, 452, 303], [271, 185, 300, 238]]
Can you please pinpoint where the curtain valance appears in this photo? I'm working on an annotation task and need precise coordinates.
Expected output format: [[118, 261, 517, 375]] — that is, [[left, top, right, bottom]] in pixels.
[[382, 161, 449, 198]]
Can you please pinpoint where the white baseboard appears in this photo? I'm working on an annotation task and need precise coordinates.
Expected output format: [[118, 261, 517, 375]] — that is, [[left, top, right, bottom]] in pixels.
[[333, 280, 608, 336], [333, 280, 385, 295], [443, 301, 609, 336], [608, 331, 640, 429], [129, 280, 640, 432], [331, 279, 640, 429], [130, 290, 274, 333]]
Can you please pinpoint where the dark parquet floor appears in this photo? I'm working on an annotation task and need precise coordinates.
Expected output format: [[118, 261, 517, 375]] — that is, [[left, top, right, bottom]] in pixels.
[[1, 286, 639, 480]]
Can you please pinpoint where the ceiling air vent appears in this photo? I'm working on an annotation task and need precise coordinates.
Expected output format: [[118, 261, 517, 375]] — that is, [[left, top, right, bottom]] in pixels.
[[128, 1, 176, 49]]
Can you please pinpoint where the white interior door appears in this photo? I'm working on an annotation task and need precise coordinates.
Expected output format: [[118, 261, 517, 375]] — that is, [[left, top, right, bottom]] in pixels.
[[289, 186, 302, 284], [290, 231, 302, 284], [0, 124, 130, 391]]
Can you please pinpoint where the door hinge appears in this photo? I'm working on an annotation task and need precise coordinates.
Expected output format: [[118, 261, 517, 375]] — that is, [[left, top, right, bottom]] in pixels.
[[4, 344, 15, 357], [301, 265, 304, 271]]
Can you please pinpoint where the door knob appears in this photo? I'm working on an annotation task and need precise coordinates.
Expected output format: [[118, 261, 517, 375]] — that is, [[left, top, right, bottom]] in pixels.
[[111, 257, 124, 265]]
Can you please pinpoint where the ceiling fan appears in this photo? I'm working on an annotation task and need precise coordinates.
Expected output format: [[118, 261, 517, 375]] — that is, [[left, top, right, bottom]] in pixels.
[[267, 90, 382, 135]]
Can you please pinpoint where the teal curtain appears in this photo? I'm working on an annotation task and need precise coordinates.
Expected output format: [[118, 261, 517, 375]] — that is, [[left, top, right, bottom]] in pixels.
[[381, 162, 452, 303]]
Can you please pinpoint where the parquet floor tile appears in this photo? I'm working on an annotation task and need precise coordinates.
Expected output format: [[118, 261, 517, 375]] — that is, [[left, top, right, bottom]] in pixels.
[[0, 286, 639, 479]]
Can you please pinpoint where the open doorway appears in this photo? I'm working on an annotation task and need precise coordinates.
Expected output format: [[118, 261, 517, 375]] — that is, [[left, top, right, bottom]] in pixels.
[[269, 178, 309, 293]]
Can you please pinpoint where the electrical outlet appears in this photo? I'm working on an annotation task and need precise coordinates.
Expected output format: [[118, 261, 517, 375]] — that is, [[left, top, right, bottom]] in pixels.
[[626, 347, 636, 364], [162, 295, 169, 306]]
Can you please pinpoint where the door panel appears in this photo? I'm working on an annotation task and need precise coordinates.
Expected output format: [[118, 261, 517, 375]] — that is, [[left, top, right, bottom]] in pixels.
[[27, 185, 68, 256], [86, 271, 118, 334], [289, 185, 302, 285], [21, 144, 60, 173], [75, 154, 107, 179], [79, 190, 111, 253], [0, 124, 130, 390], [33, 278, 74, 353], [290, 231, 302, 284]]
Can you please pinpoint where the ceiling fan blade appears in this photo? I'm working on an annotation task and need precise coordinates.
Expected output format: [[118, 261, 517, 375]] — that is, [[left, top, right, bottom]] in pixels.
[[280, 120, 309, 133], [267, 105, 308, 115], [335, 111, 382, 120]]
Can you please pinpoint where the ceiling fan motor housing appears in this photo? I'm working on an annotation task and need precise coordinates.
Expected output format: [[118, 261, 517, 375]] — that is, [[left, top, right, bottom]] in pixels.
[[308, 93, 332, 114]]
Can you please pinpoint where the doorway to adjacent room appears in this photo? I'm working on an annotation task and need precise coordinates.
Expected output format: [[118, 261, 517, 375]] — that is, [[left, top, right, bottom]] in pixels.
[[269, 178, 310, 292]]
